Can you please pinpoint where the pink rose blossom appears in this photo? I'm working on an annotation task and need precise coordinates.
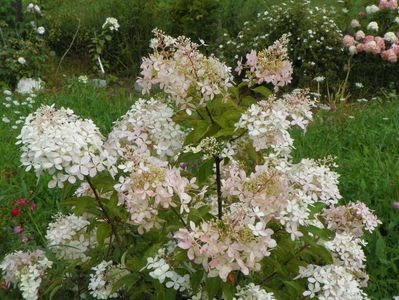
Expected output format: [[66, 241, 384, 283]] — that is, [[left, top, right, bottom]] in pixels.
[[379, 0, 398, 9], [356, 43, 365, 52], [364, 41, 377, 53], [343, 35, 355, 47], [375, 36, 386, 50], [355, 30, 366, 41], [387, 49, 398, 62], [363, 35, 375, 44]]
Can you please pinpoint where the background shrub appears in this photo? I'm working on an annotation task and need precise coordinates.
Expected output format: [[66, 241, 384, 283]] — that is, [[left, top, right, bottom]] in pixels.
[[216, 0, 347, 89]]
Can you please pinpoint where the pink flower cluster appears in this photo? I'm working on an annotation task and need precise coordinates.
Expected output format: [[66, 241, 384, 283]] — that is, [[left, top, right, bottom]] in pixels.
[[236, 34, 293, 90], [174, 208, 276, 281], [136, 29, 233, 110], [344, 1, 399, 62], [344, 33, 399, 63], [323, 201, 381, 237], [379, 0, 398, 9], [114, 151, 197, 234]]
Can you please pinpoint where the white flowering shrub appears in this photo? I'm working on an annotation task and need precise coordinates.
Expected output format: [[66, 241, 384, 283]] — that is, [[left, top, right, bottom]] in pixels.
[[216, 0, 345, 88], [0, 31, 381, 300], [0, 3, 48, 87]]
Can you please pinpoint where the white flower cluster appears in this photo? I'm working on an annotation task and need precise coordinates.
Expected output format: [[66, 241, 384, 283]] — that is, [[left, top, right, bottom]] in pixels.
[[88, 260, 128, 299], [324, 232, 366, 274], [46, 213, 97, 261], [365, 5, 380, 14], [297, 264, 369, 299], [221, 155, 342, 240], [0, 250, 52, 300], [288, 158, 342, 206], [17, 105, 111, 188], [234, 283, 276, 300], [106, 98, 186, 162], [102, 17, 120, 31], [175, 206, 277, 281], [145, 242, 191, 293], [137, 29, 234, 110], [235, 89, 314, 155], [27, 3, 41, 14], [323, 201, 381, 237]]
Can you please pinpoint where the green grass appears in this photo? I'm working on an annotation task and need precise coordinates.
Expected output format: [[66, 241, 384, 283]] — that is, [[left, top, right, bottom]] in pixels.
[[1, 85, 398, 299]]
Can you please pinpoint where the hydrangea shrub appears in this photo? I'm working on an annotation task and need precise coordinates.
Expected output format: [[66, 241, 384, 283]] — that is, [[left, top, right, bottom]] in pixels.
[[344, 0, 399, 63], [0, 30, 381, 300]]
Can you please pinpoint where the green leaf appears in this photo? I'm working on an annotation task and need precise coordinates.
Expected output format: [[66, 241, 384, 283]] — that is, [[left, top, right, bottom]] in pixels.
[[240, 95, 257, 108], [304, 225, 334, 241], [308, 202, 326, 217], [302, 244, 333, 264], [222, 282, 236, 300], [190, 271, 204, 292], [283, 280, 305, 298], [112, 273, 139, 293], [184, 120, 212, 145], [205, 277, 221, 299], [208, 98, 243, 130], [61, 196, 100, 216], [375, 234, 389, 264], [198, 159, 214, 183], [96, 222, 111, 246], [252, 86, 272, 98]]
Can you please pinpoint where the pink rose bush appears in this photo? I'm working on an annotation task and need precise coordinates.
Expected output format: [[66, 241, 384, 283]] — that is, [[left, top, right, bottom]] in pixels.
[[344, 0, 399, 62], [1, 30, 381, 299]]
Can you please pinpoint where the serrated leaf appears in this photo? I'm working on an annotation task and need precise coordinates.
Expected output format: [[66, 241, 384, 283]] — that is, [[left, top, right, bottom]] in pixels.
[[283, 280, 305, 298], [252, 86, 272, 98], [96, 222, 111, 246], [205, 277, 221, 299], [184, 120, 212, 145]]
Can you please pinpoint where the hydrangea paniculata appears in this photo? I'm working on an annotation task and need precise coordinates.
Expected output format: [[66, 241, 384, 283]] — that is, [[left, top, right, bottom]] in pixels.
[[46, 213, 97, 261], [0, 250, 52, 300], [88, 261, 128, 299], [17, 105, 111, 188], [236, 34, 293, 90], [137, 29, 234, 111], [106, 98, 186, 162]]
